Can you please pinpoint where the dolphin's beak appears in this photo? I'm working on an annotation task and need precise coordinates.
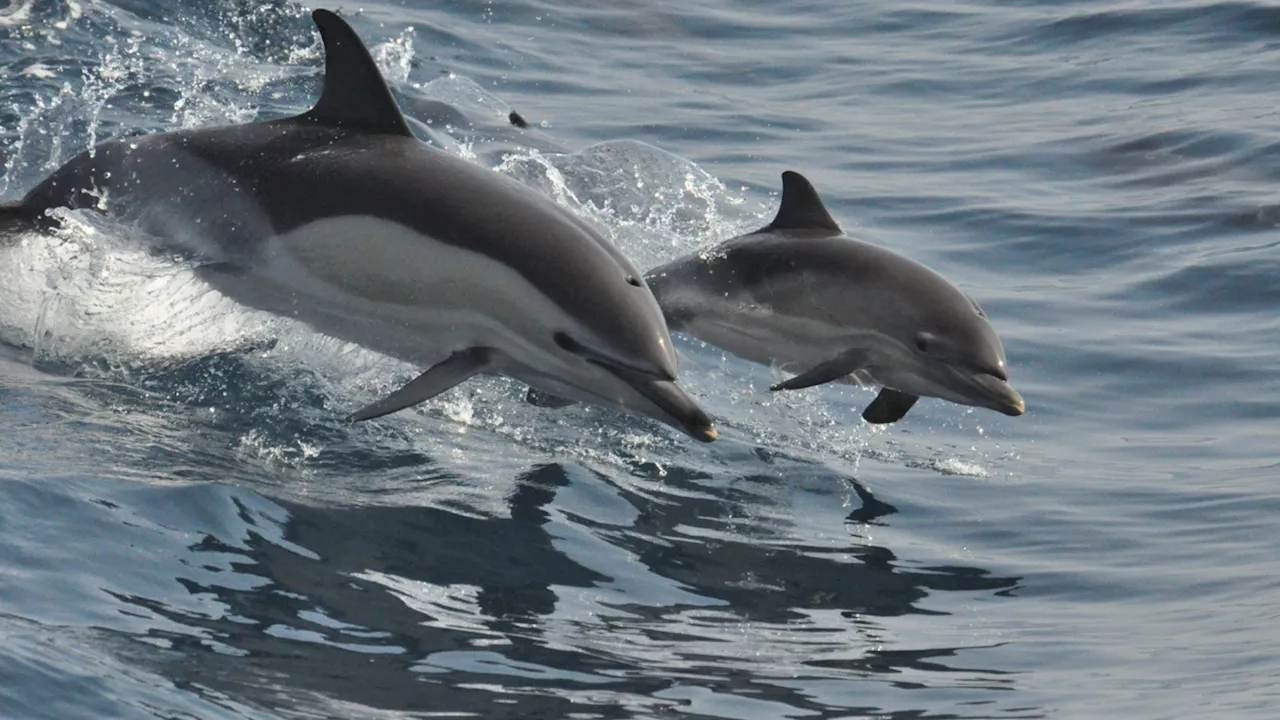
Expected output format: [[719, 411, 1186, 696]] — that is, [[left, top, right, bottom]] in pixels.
[[974, 373, 1026, 417], [632, 377, 719, 441], [598, 363, 718, 441]]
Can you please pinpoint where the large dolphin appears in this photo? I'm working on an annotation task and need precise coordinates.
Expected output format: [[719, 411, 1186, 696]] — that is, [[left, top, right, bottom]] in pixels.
[[0, 10, 717, 441], [645, 171, 1024, 424]]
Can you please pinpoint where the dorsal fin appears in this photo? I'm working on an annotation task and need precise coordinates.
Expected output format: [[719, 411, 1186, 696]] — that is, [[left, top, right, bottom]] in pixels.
[[297, 9, 413, 136], [764, 170, 841, 232]]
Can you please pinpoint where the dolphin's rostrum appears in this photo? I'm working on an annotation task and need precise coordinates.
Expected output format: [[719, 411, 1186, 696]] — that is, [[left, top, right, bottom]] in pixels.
[[646, 171, 1025, 424], [0, 10, 717, 441]]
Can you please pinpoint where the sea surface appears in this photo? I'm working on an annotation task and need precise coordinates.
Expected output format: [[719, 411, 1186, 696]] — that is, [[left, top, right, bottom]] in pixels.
[[1, 0, 1278, 718]]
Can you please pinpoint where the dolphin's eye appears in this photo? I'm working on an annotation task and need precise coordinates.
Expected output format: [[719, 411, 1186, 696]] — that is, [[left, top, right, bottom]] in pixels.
[[915, 335, 930, 353], [626, 275, 642, 287], [554, 332, 585, 354]]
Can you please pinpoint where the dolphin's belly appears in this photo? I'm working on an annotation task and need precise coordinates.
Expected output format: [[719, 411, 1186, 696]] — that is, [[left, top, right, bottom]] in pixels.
[[195, 264, 464, 367], [680, 308, 854, 374], [198, 216, 573, 371]]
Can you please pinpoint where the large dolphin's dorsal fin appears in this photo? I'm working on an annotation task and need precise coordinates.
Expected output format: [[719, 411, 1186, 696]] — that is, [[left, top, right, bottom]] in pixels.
[[299, 9, 413, 137], [764, 171, 842, 232]]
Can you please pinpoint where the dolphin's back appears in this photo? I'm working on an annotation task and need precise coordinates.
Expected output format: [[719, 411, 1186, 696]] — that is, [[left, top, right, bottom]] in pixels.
[[11, 7, 397, 220], [12, 123, 346, 241], [651, 230, 977, 336], [648, 169, 973, 335], [737, 233, 965, 318]]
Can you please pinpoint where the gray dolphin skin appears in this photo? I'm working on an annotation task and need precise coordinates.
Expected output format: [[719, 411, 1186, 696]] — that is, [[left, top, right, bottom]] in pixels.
[[0, 10, 717, 441], [645, 171, 1025, 424]]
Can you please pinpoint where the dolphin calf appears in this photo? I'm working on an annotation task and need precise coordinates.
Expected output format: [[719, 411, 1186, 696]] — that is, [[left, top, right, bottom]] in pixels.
[[645, 171, 1024, 424], [0, 10, 717, 441]]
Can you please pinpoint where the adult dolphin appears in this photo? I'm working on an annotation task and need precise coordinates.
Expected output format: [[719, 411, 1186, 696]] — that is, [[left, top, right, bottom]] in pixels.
[[645, 171, 1024, 424], [0, 10, 717, 441]]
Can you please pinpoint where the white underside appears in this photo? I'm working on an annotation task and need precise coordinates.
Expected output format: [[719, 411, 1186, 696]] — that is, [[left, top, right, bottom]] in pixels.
[[192, 215, 696, 428], [678, 298, 889, 383]]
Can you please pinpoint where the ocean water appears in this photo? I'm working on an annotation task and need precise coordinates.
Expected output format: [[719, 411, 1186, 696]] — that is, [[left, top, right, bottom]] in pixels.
[[1, 0, 1278, 717]]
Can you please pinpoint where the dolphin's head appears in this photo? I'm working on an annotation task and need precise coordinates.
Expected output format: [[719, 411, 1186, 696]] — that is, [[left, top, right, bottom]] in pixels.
[[498, 226, 718, 442], [872, 282, 1025, 419]]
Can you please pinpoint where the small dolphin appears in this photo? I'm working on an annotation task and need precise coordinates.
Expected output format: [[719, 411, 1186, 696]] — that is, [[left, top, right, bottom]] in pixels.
[[0, 10, 717, 441], [645, 171, 1024, 424]]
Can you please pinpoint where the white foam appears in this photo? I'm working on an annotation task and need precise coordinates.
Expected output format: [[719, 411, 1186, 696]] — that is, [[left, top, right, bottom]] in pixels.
[[19, 63, 56, 79], [0, 0, 34, 26]]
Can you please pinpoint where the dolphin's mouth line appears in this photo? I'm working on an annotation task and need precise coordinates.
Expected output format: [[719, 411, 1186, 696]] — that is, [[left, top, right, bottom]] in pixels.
[[972, 371, 1025, 416], [555, 332, 677, 383], [588, 359, 718, 441], [981, 365, 1009, 382], [589, 357, 666, 383], [589, 359, 672, 402]]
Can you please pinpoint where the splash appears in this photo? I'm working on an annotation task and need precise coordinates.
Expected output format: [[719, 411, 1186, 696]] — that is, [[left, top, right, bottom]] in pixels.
[[416, 74, 522, 128], [372, 27, 416, 85], [0, 215, 276, 364], [0, 0, 35, 26], [495, 139, 758, 270], [927, 457, 991, 478]]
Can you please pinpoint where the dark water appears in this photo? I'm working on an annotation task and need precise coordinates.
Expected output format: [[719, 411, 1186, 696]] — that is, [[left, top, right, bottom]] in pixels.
[[2, 0, 1279, 718]]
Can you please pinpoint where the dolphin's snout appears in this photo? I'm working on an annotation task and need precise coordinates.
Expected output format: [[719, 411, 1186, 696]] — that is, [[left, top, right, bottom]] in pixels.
[[639, 378, 718, 441], [975, 372, 1025, 417], [600, 361, 717, 441], [1001, 391, 1026, 417]]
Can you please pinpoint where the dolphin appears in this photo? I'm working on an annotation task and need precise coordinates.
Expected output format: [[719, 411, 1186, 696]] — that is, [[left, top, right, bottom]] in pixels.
[[644, 171, 1024, 424], [0, 10, 717, 441]]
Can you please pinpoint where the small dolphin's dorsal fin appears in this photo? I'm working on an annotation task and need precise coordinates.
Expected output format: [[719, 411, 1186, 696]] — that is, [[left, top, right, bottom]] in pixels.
[[764, 171, 842, 233], [299, 9, 413, 137]]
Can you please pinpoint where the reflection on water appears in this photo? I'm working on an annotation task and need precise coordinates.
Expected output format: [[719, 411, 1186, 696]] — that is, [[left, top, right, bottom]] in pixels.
[[95, 461, 1026, 718]]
